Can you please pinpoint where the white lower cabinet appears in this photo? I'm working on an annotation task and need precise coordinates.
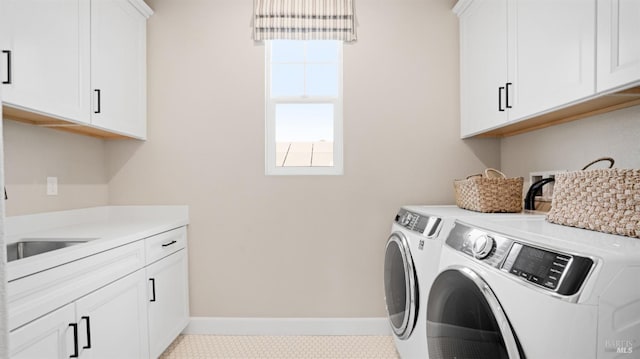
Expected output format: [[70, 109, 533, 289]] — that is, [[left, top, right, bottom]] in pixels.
[[9, 303, 75, 359], [147, 249, 190, 359], [74, 269, 149, 359], [9, 270, 149, 359], [8, 226, 190, 359]]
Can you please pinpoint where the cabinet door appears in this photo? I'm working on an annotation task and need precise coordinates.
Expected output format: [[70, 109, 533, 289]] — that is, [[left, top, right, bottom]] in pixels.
[[0, 0, 90, 123], [458, 0, 508, 138], [508, 0, 595, 120], [597, 0, 640, 92], [90, 0, 147, 139], [147, 249, 190, 359], [75, 270, 149, 359], [9, 303, 75, 359]]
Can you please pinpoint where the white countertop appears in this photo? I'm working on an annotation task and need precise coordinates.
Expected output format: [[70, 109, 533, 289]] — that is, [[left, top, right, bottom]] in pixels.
[[5, 206, 189, 281]]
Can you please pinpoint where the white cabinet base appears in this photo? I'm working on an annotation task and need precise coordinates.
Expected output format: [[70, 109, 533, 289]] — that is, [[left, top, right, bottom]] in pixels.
[[76, 269, 150, 359], [8, 225, 190, 359], [147, 250, 190, 358], [9, 303, 75, 359]]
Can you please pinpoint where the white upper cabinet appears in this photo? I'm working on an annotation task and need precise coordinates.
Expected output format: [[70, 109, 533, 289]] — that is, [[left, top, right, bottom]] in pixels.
[[456, 0, 596, 138], [458, 0, 508, 137], [0, 0, 91, 123], [0, 0, 152, 139], [91, 0, 150, 139], [597, 0, 640, 92], [507, 0, 595, 120]]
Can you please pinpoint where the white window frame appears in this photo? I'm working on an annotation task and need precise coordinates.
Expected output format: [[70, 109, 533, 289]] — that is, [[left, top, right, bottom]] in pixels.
[[265, 40, 344, 176]]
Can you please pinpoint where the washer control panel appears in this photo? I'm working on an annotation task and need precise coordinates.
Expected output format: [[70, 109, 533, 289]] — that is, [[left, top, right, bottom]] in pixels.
[[395, 209, 442, 238], [446, 221, 594, 297]]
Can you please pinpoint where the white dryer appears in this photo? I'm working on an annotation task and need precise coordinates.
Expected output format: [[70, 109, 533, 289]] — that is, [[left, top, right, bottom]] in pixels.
[[384, 206, 544, 358], [427, 216, 640, 359]]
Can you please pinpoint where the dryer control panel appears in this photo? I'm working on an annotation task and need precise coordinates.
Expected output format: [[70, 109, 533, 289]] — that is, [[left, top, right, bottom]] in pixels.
[[395, 209, 442, 238], [446, 221, 594, 297]]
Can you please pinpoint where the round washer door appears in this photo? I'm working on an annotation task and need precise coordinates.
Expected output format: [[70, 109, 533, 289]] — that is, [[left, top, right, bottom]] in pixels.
[[427, 267, 522, 359], [384, 232, 418, 340]]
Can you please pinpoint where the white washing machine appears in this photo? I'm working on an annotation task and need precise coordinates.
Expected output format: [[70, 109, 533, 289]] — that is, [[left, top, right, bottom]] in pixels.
[[384, 206, 544, 358], [427, 215, 640, 359]]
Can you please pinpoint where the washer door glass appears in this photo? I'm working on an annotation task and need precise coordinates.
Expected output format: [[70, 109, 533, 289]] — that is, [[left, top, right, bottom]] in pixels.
[[384, 232, 418, 340], [427, 268, 521, 359]]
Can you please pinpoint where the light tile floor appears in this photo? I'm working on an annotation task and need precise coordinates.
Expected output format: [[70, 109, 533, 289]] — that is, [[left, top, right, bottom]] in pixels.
[[160, 335, 400, 359]]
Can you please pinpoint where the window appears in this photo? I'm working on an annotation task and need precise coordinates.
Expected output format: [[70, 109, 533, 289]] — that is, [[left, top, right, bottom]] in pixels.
[[265, 40, 343, 175]]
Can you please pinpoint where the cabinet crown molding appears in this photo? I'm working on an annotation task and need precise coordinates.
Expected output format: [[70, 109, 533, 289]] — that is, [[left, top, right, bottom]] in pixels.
[[129, 0, 154, 18], [453, 0, 474, 16]]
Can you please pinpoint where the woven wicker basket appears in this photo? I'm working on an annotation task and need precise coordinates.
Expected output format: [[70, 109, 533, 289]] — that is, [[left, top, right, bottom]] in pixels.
[[546, 167, 640, 238], [454, 169, 524, 213]]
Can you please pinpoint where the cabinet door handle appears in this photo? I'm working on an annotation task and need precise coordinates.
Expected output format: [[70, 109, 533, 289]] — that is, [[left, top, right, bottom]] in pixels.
[[506, 82, 513, 108], [2, 50, 11, 84], [94, 89, 101, 113], [162, 240, 177, 247], [150, 278, 156, 302], [498, 86, 505, 112], [82, 316, 92, 349], [69, 323, 79, 358]]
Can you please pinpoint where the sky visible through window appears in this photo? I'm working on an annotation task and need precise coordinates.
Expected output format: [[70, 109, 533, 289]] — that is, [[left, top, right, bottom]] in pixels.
[[271, 40, 339, 143], [276, 104, 333, 142]]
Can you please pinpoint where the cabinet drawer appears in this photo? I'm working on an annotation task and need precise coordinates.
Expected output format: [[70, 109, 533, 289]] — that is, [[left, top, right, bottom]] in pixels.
[[8, 240, 145, 331], [145, 227, 187, 265]]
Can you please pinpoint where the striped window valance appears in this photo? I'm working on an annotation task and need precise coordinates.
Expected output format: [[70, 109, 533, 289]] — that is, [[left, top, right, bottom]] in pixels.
[[253, 0, 357, 42]]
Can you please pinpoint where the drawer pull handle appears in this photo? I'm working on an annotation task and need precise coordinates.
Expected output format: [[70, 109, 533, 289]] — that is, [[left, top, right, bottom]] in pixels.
[[162, 240, 177, 247], [82, 316, 92, 349], [150, 278, 156, 302], [2, 50, 11, 84], [69, 323, 79, 358]]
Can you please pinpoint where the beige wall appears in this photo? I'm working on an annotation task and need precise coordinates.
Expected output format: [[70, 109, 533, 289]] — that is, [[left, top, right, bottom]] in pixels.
[[9, 0, 638, 320], [501, 106, 640, 185], [2, 120, 108, 216], [106, 0, 499, 318]]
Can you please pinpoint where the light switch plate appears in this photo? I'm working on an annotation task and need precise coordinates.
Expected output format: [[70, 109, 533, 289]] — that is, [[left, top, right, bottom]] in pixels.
[[46, 176, 58, 196]]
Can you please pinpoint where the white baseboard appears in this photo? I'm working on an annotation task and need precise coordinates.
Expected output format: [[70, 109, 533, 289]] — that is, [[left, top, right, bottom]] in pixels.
[[183, 317, 391, 336]]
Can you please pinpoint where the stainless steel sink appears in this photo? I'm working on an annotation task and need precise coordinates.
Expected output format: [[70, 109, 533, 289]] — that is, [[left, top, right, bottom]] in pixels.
[[6, 239, 96, 262]]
